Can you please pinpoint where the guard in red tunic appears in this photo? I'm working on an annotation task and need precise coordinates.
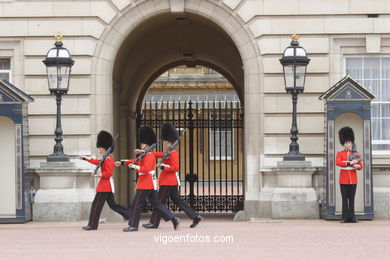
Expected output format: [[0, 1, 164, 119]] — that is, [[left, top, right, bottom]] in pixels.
[[115, 126, 179, 232], [336, 127, 363, 223], [80, 131, 129, 231], [143, 123, 202, 229]]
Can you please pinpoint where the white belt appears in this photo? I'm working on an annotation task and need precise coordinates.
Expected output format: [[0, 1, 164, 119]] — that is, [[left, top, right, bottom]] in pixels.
[[340, 167, 355, 170], [176, 172, 181, 186], [138, 170, 158, 190], [138, 170, 155, 176], [110, 177, 115, 193]]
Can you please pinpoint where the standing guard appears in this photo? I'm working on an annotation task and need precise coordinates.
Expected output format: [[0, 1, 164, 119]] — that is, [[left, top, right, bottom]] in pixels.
[[336, 127, 363, 223], [143, 123, 203, 229], [115, 126, 180, 232], [80, 130, 130, 230]]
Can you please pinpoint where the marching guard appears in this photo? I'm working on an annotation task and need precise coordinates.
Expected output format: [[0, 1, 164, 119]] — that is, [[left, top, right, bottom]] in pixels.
[[336, 127, 363, 223], [80, 130, 130, 231], [143, 123, 203, 229], [115, 126, 180, 232]]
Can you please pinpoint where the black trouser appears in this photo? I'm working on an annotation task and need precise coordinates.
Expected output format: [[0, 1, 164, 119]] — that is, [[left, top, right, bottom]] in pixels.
[[340, 184, 357, 220], [128, 189, 175, 228], [149, 185, 198, 227], [88, 192, 130, 229]]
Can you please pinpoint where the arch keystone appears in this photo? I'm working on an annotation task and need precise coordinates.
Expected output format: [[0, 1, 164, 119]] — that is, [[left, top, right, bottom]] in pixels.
[[170, 0, 185, 13]]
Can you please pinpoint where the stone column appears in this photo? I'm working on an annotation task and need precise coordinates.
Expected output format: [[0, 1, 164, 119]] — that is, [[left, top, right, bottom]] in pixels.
[[33, 162, 95, 221], [271, 161, 319, 219]]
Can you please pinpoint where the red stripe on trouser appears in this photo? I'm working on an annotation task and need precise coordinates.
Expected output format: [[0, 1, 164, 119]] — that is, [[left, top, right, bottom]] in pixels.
[[153, 187, 168, 225], [91, 193, 102, 227], [130, 190, 143, 227]]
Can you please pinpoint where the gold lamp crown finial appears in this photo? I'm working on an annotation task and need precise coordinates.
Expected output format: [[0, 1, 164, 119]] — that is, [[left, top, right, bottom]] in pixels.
[[291, 33, 299, 42], [55, 33, 63, 42]]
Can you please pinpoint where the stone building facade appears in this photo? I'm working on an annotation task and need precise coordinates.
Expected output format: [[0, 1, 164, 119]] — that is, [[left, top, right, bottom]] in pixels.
[[1, 0, 390, 220]]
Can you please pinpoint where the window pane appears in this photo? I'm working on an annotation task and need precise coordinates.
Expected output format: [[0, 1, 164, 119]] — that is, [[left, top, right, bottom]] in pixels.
[[371, 119, 380, 140], [381, 104, 390, 118], [382, 119, 390, 140], [373, 144, 390, 150], [382, 80, 390, 101], [346, 58, 362, 79], [382, 58, 390, 79], [364, 79, 380, 99], [371, 104, 380, 118], [364, 58, 380, 79], [0, 59, 10, 70], [0, 72, 9, 81], [215, 134, 220, 158], [210, 130, 233, 159], [226, 132, 232, 157]]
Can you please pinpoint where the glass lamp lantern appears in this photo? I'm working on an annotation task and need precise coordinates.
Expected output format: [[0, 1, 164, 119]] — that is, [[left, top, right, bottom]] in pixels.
[[43, 34, 74, 95], [280, 33, 310, 93]]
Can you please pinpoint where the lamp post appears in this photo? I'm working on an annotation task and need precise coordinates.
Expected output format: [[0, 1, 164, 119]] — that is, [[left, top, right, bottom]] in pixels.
[[43, 34, 74, 162], [280, 33, 310, 161]]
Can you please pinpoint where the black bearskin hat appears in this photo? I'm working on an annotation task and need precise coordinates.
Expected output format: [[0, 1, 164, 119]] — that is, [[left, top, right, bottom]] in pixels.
[[138, 126, 156, 146], [161, 123, 178, 143], [339, 127, 354, 145], [96, 130, 114, 152]]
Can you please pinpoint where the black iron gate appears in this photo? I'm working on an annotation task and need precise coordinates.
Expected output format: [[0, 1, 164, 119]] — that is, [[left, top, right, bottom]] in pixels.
[[137, 100, 244, 212]]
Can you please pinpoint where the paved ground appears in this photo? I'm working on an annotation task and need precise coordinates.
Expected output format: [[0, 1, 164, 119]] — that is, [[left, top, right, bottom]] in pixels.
[[1, 214, 390, 260]]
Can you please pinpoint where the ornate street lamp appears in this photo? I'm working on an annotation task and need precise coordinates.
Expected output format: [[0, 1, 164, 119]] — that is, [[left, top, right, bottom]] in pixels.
[[43, 34, 74, 162], [280, 33, 310, 161]]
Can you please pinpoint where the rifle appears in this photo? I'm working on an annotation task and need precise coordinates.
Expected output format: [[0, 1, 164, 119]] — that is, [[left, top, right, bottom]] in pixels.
[[158, 139, 179, 165], [93, 134, 119, 175], [129, 143, 157, 167], [157, 128, 187, 166], [348, 143, 363, 164]]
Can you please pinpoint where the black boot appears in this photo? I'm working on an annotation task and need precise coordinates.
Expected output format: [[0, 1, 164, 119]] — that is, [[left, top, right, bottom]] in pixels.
[[82, 225, 97, 231], [190, 215, 203, 228], [123, 226, 138, 232], [172, 217, 180, 230], [142, 223, 157, 229]]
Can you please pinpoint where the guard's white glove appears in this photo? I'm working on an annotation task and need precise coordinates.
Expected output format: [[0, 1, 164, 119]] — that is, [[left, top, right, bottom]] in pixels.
[[160, 163, 170, 170], [129, 164, 140, 170], [134, 149, 144, 154]]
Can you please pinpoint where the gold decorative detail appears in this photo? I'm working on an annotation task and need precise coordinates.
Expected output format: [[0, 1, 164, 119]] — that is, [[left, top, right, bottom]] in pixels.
[[54, 33, 63, 42], [292, 33, 299, 41], [345, 90, 353, 99]]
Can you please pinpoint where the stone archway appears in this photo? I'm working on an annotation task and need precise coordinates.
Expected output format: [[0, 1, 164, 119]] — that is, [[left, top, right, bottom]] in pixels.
[[93, 0, 262, 217]]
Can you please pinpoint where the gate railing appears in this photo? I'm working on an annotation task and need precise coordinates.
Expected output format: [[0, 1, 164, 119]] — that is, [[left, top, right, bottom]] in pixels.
[[137, 100, 244, 212]]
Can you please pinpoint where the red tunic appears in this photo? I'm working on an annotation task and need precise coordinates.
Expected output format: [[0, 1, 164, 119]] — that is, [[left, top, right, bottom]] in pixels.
[[336, 150, 363, 185], [124, 152, 156, 190], [85, 155, 114, 192], [153, 150, 179, 186]]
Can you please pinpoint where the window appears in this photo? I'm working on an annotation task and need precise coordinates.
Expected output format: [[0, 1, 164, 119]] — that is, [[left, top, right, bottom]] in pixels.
[[210, 130, 233, 160], [346, 57, 390, 151], [209, 112, 233, 160], [0, 59, 11, 82]]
